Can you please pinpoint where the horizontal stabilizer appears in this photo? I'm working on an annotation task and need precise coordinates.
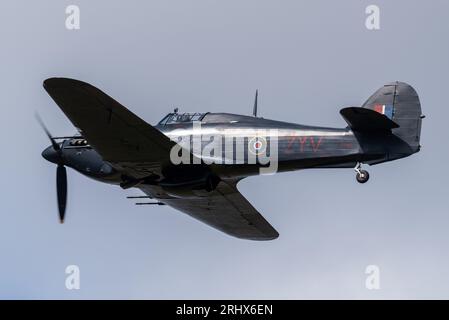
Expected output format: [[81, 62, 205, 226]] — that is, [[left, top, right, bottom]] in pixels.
[[340, 107, 399, 132]]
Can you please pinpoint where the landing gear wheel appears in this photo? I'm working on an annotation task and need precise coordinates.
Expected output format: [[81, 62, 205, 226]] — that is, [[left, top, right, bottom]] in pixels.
[[356, 170, 370, 184]]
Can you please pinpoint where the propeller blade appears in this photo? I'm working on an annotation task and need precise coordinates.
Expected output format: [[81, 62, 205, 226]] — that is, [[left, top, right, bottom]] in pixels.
[[56, 164, 67, 223], [35, 113, 60, 151]]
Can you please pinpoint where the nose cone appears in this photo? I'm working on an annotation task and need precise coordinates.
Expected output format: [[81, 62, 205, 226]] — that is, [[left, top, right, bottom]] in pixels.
[[42, 146, 60, 164]]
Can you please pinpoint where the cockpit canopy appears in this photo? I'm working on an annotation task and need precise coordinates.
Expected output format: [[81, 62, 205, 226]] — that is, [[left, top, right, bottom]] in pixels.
[[158, 112, 207, 125]]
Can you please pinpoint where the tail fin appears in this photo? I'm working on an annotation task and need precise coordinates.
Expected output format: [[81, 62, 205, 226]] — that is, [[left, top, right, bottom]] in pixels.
[[362, 82, 423, 152]]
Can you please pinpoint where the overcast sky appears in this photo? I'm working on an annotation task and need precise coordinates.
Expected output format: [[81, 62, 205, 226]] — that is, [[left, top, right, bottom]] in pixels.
[[1, 0, 449, 299]]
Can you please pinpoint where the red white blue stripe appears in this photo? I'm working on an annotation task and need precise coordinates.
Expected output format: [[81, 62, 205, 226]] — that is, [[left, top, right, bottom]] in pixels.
[[373, 104, 394, 119]]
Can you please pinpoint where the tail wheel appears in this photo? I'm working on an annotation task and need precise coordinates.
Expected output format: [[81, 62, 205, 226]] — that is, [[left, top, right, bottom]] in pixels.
[[356, 170, 370, 184]]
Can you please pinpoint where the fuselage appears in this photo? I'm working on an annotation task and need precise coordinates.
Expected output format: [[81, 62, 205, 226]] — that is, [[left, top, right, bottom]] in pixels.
[[43, 112, 405, 188], [157, 113, 363, 179]]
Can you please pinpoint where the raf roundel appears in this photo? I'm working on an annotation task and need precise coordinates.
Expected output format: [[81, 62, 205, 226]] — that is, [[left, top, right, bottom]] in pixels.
[[248, 136, 267, 155]]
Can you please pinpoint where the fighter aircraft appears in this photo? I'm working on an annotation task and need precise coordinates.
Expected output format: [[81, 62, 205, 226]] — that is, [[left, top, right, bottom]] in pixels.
[[39, 78, 423, 240]]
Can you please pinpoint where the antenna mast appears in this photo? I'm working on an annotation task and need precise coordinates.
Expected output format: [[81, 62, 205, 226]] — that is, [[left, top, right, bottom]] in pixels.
[[252, 89, 258, 117]]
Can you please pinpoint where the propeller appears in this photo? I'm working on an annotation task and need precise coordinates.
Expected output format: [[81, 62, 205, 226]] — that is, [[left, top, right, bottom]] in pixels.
[[36, 113, 60, 152], [56, 164, 67, 223], [36, 113, 68, 223]]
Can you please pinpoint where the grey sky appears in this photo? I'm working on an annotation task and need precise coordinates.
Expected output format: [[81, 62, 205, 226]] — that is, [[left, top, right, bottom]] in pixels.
[[1, 0, 449, 299]]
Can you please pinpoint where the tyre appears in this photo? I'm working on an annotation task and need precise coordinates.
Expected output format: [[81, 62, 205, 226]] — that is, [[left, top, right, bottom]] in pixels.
[[356, 170, 369, 183]]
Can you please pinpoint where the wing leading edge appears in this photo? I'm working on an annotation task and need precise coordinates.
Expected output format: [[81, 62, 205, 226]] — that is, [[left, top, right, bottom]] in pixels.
[[43, 77, 174, 178]]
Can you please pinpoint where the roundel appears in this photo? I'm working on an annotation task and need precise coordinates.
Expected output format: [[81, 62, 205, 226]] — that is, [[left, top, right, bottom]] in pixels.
[[248, 136, 267, 155]]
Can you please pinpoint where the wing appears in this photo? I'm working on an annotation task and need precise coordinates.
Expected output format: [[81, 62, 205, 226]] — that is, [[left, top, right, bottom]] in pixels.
[[43, 77, 174, 178], [139, 180, 279, 240], [44, 78, 278, 240]]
